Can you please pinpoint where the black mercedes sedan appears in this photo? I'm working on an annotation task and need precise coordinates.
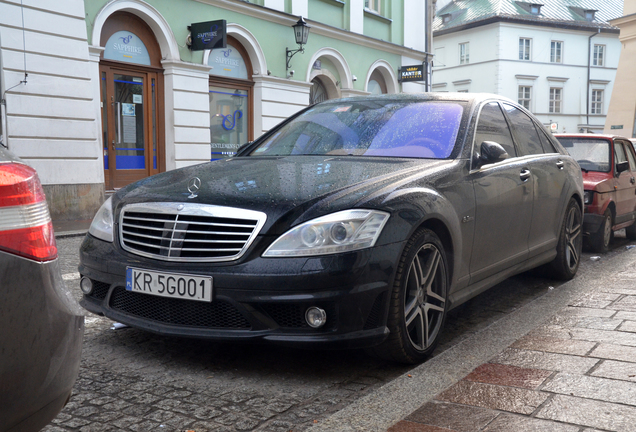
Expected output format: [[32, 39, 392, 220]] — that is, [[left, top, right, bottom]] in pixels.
[[79, 93, 583, 364]]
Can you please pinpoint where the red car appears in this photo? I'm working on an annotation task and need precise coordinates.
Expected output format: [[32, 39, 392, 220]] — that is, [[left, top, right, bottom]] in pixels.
[[556, 134, 636, 252]]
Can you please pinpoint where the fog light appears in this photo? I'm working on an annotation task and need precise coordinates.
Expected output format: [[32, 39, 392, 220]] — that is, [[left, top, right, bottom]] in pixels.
[[80, 277, 93, 295], [305, 307, 327, 328]]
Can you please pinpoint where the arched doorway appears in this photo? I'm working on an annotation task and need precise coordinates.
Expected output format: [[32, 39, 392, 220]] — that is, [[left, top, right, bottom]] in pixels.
[[309, 78, 329, 104], [207, 37, 254, 160], [99, 12, 164, 190]]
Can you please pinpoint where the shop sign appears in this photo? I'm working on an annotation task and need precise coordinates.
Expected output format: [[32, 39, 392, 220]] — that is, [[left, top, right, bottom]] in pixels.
[[611, 125, 624, 130], [208, 44, 248, 79], [399, 65, 424, 83], [104, 31, 151, 65], [190, 20, 227, 51]]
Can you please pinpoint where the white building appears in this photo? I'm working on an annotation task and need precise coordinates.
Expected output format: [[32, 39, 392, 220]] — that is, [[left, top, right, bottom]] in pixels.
[[432, 0, 623, 133]]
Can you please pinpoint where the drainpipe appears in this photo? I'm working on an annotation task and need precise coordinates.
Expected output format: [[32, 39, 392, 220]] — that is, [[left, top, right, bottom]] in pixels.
[[424, 0, 437, 92], [587, 28, 600, 130]]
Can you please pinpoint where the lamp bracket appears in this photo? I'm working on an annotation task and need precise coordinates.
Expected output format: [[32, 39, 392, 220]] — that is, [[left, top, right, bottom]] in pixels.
[[286, 46, 305, 77]]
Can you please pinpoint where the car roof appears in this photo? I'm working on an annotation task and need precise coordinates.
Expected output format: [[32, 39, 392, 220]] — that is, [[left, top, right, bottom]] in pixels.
[[325, 92, 516, 106], [554, 133, 631, 141]]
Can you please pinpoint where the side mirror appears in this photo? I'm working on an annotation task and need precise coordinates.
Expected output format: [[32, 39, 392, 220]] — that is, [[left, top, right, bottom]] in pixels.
[[616, 160, 630, 175], [479, 141, 509, 164]]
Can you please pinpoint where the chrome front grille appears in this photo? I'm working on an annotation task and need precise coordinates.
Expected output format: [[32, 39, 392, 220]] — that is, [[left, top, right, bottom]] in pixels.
[[119, 203, 266, 262]]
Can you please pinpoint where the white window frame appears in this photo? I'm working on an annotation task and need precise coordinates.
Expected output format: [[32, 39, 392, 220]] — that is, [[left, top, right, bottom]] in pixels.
[[518, 86, 532, 110], [459, 42, 469, 65], [593, 44, 605, 67], [365, 0, 381, 13], [519, 38, 532, 61], [550, 41, 563, 63], [591, 89, 604, 114], [549, 87, 562, 113]]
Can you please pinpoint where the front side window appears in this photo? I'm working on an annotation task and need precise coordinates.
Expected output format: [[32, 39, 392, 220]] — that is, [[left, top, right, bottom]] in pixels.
[[549, 88, 562, 113], [518, 86, 531, 110], [459, 42, 469, 64], [591, 90, 604, 114], [365, 0, 381, 13], [250, 100, 465, 159], [593, 44, 605, 66], [519, 38, 531, 61], [557, 137, 610, 172], [474, 102, 516, 159], [550, 41, 563, 63]]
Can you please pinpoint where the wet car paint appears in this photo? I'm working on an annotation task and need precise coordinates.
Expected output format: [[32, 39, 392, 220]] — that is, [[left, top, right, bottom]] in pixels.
[[0, 146, 84, 432]]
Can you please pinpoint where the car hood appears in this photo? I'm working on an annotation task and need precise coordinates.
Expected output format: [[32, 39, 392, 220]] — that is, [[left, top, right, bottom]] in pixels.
[[115, 156, 453, 233], [582, 171, 613, 193]]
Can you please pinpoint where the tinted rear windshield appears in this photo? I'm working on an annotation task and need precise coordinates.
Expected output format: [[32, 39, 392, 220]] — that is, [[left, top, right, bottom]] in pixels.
[[557, 137, 611, 172], [249, 100, 465, 159]]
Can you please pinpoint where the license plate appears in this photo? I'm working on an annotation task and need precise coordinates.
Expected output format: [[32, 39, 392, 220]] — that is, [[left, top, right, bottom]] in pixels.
[[126, 267, 212, 302]]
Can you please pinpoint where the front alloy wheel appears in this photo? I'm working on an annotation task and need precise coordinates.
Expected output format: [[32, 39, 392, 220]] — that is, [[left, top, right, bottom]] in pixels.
[[370, 228, 449, 364]]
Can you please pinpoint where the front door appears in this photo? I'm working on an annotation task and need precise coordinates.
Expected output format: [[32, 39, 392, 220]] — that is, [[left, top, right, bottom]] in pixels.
[[100, 65, 160, 190]]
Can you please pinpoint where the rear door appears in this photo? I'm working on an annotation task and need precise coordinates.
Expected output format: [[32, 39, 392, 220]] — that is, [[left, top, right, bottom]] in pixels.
[[501, 103, 566, 257]]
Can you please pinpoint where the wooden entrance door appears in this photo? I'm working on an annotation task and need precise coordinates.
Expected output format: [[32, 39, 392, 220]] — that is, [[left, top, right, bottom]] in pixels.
[[100, 65, 161, 190]]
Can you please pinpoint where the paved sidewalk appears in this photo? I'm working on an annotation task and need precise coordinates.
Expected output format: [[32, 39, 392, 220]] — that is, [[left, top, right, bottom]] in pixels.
[[310, 249, 636, 432]]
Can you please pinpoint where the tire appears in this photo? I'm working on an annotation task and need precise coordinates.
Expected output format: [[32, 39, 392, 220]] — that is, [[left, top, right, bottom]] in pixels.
[[625, 221, 636, 240], [549, 198, 583, 280], [589, 208, 613, 253], [369, 228, 449, 364]]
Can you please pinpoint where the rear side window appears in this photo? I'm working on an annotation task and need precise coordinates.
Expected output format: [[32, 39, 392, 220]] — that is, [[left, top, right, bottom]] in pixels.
[[536, 126, 558, 153], [502, 104, 544, 155], [475, 102, 516, 158]]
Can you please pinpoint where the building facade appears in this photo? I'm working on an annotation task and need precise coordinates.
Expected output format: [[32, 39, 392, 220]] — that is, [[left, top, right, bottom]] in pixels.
[[431, 0, 622, 133], [0, 0, 430, 220], [604, 0, 636, 136]]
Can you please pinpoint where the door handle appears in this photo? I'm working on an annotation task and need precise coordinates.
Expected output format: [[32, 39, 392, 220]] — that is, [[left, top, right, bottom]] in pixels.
[[631, 177, 635, 185], [520, 169, 531, 181], [556, 160, 564, 170]]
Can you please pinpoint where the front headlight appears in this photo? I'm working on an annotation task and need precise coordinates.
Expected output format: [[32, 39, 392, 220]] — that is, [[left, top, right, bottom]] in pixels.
[[584, 190, 593, 205], [88, 196, 114, 242], [263, 209, 390, 257]]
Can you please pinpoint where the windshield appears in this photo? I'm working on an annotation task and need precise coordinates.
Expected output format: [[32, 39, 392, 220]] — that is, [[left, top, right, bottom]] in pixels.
[[249, 100, 465, 159], [557, 137, 611, 172]]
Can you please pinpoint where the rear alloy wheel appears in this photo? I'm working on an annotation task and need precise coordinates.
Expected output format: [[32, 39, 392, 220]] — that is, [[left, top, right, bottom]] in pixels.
[[589, 208, 613, 253], [550, 198, 582, 280], [370, 228, 449, 364]]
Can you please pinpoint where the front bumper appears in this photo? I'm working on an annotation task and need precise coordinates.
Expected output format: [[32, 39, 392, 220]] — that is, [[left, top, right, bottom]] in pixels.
[[79, 234, 403, 349], [583, 211, 605, 236]]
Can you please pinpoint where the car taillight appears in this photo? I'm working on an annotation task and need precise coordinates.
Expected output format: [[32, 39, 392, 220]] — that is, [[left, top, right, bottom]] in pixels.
[[0, 162, 57, 261]]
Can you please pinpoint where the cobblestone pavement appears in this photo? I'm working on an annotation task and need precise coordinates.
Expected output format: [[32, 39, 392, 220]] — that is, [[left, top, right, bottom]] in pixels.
[[45, 234, 634, 431], [389, 238, 636, 432]]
